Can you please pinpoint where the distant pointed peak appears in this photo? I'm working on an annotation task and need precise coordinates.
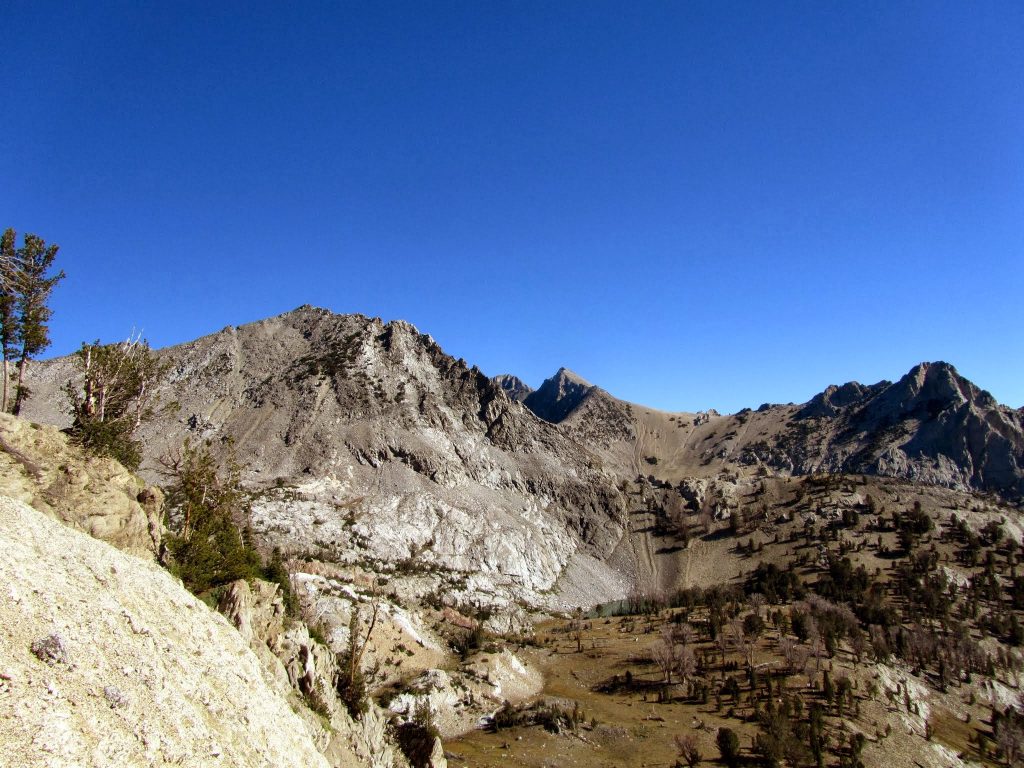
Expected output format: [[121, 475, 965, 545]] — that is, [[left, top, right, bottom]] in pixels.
[[493, 374, 533, 402], [551, 367, 594, 388], [524, 368, 597, 423]]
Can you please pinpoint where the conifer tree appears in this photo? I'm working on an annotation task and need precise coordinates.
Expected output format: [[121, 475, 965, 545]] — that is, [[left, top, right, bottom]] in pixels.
[[336, 589, 381, 719], [0, 229, 65, 414], [0, 229, 18, 411], [161, 439, 261, 594], [716, 727, 740, 767]]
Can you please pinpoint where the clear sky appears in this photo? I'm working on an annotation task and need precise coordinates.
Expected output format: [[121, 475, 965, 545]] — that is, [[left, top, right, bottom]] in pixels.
[[3, 2, 1022, 413]]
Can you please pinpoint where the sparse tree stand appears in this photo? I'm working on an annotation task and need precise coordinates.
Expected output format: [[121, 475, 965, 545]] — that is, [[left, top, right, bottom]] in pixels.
[[0, 229, 65, 414]]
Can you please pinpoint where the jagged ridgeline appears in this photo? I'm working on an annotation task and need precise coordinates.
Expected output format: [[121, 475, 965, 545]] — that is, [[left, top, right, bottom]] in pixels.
[[21, 305, 1024, 614], [511, 358, 1024, 502]]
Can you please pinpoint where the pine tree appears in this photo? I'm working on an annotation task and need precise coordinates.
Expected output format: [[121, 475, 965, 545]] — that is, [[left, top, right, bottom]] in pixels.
[[5, 231, 65, 414], [716, 727, 740, 768], [336, 595, 381, 719], [161, 439, 261, 594], [0, 229, 18, 412]]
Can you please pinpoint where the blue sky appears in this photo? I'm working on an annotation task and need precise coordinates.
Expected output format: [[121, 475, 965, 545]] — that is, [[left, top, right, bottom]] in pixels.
[[3, 1, 1022, 412]]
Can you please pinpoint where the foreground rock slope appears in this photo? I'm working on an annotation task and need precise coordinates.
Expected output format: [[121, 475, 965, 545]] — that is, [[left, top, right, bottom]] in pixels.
[[0, 494, 332, 768], [0, 416, 433, 768]]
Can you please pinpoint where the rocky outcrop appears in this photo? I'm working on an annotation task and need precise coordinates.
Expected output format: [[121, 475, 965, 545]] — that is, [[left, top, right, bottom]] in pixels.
[[0, 495, 331, 768], [218, 579, 410, 768], [387, 650, 542, 739], [0, 413, 162, 559], [798, 381, 888, 419]]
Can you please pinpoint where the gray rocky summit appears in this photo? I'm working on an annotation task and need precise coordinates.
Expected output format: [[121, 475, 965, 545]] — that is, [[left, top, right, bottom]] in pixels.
[[24, 306, 633, 609], [764, 362, 1024, 497]]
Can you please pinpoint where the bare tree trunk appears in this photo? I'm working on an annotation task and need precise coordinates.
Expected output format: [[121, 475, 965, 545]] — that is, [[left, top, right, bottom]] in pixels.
[[133, 380, 146, 430], [12, 354, 27, 415], [82, 346, 93, 417], [2, 358, 8, 413]]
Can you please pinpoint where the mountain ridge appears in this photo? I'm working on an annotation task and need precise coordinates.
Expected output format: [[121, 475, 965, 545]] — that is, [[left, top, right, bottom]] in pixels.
[[23, 307, 1024, 502], [18, 306, 1024, 617]]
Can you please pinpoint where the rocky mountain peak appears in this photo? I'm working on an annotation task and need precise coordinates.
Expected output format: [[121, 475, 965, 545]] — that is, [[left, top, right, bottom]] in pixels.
[[553, 367, 593, 387], [523, 367, 597, 423], [492, 374, 533, 402], [798, 362, 995, 422], [765, 361, 1024, 499], [879, 360, 994, 416]]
